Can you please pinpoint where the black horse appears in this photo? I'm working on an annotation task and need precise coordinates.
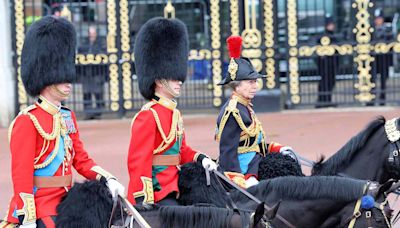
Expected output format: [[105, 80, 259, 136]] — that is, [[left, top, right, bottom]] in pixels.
[[56, 178, 272, 228], [312, 117, 400, 183], [179, 162, 393, 228]]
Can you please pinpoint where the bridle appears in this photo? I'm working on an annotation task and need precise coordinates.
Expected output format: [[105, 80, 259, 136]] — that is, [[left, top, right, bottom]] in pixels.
[[338, 118, 400, 228], [340, 181, 393, 228], [108, 194, 151, 228], [385, 118, 400, 172], [206, 169, 296, 228]]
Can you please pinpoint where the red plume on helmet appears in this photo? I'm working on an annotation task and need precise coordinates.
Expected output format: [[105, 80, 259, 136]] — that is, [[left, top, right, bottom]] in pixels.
[[227, 36, 242, 59], [218, 35, 265, 85]]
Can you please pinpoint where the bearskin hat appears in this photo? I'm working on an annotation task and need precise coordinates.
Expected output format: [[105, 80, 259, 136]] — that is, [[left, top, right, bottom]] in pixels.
[[21, 16, 77, 97], [134, 17, 189, 100]]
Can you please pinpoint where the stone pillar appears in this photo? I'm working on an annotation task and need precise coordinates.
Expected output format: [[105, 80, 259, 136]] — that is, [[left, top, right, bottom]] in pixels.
[[0, 0, 15, 128]]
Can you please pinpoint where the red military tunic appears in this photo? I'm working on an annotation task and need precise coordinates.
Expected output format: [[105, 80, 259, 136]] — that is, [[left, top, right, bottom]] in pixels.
[[3, 97, 113, 225], [127, 94, 204, 204]]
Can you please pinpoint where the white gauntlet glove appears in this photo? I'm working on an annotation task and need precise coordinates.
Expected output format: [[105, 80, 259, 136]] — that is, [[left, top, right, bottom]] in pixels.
[[245, 176, 259, 188], [107, 178, 126, 198], [279, 146, 298, 162], [202, 158, 218, 171]]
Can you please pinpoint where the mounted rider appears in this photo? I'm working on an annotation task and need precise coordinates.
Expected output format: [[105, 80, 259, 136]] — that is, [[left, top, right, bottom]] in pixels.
[[127, 17, 217, 206], [0, 16, 125, 228], [215, 36, 297, 188]]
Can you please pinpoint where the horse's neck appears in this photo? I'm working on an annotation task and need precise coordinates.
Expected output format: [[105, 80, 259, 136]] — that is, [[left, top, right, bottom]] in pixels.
[[271, 199, 348, 227], [339, 142, 389, 183]]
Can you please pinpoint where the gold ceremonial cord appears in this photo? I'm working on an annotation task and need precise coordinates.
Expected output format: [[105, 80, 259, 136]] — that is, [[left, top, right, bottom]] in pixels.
[[151, 108, 183, 154], [35, 139, 50, 164], [131, 101, 184, 155], [232, 111, 262, 137], [26, 112, 61, 141], [216, 99, 267, 156], [26, 112, 67, 169], [34, 136, 62, 169], [8, 105, 69, 170]]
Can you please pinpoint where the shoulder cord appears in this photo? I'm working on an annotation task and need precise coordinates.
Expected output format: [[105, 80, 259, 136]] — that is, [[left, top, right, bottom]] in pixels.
[[151, 108, 183, 154], [27, 112, 67, 169]]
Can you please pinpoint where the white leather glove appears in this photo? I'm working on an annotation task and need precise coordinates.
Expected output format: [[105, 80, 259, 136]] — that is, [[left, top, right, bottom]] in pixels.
[[202, 158, 218, 171], [19, 223, 37, 228], [279, 146, 298, 161], [245, 176, 259, 188], [107, 178, 126, 198]]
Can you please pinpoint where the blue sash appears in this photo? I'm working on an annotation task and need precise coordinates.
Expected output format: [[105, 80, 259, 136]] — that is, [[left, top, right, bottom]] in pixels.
[[238, 132, 263, 174], [34, 109, 75, 177], [34, 136, 66, 176]]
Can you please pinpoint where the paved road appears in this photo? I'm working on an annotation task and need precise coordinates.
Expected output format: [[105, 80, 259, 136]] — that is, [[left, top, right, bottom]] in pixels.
[[1, 106, 399, 221]]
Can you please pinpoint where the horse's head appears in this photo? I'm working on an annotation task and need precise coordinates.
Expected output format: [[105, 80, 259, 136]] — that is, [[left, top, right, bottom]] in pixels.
[[332, 180, 394, 228], [312, 117, 400, 183], [383, 118, 400, 181], [249, 201, 281, 228]]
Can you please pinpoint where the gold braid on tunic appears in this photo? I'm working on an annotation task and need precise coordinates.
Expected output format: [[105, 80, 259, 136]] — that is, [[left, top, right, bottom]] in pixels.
[[8, 102, 72, 171], [131, 100, 184, 155], [216, 95, 266, 156]]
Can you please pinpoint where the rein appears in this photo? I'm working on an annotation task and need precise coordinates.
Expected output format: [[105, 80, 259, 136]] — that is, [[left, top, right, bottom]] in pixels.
[[338, 118, 400, 227], [108, 194, 151, 228], [209, 169, 296, 228], [385, 118, 400, 226], [341, 182, 392, 228]]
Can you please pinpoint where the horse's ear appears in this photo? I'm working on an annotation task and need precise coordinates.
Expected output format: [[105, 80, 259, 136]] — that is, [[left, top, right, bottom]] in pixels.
[[252, 202, 265, 226], [386, 181, 400, 195], [378, 179, 396, 195], [265, 200, 281, 220]]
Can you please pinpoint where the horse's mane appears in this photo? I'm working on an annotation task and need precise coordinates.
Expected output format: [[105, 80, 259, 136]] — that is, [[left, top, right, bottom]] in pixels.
[[159, 205, 249, 228], [233, 176, 367, 202], [312, 116, 386, 175]]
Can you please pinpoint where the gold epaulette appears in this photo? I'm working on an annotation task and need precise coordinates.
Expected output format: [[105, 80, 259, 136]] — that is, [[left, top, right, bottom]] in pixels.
[[215, 98, 239, 142], [20, 104, 37, 115], [227, 98, 239, 112], [8, 105, 37, 142], [141, 101, 156, 111], [130, 101, 156, 128]]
